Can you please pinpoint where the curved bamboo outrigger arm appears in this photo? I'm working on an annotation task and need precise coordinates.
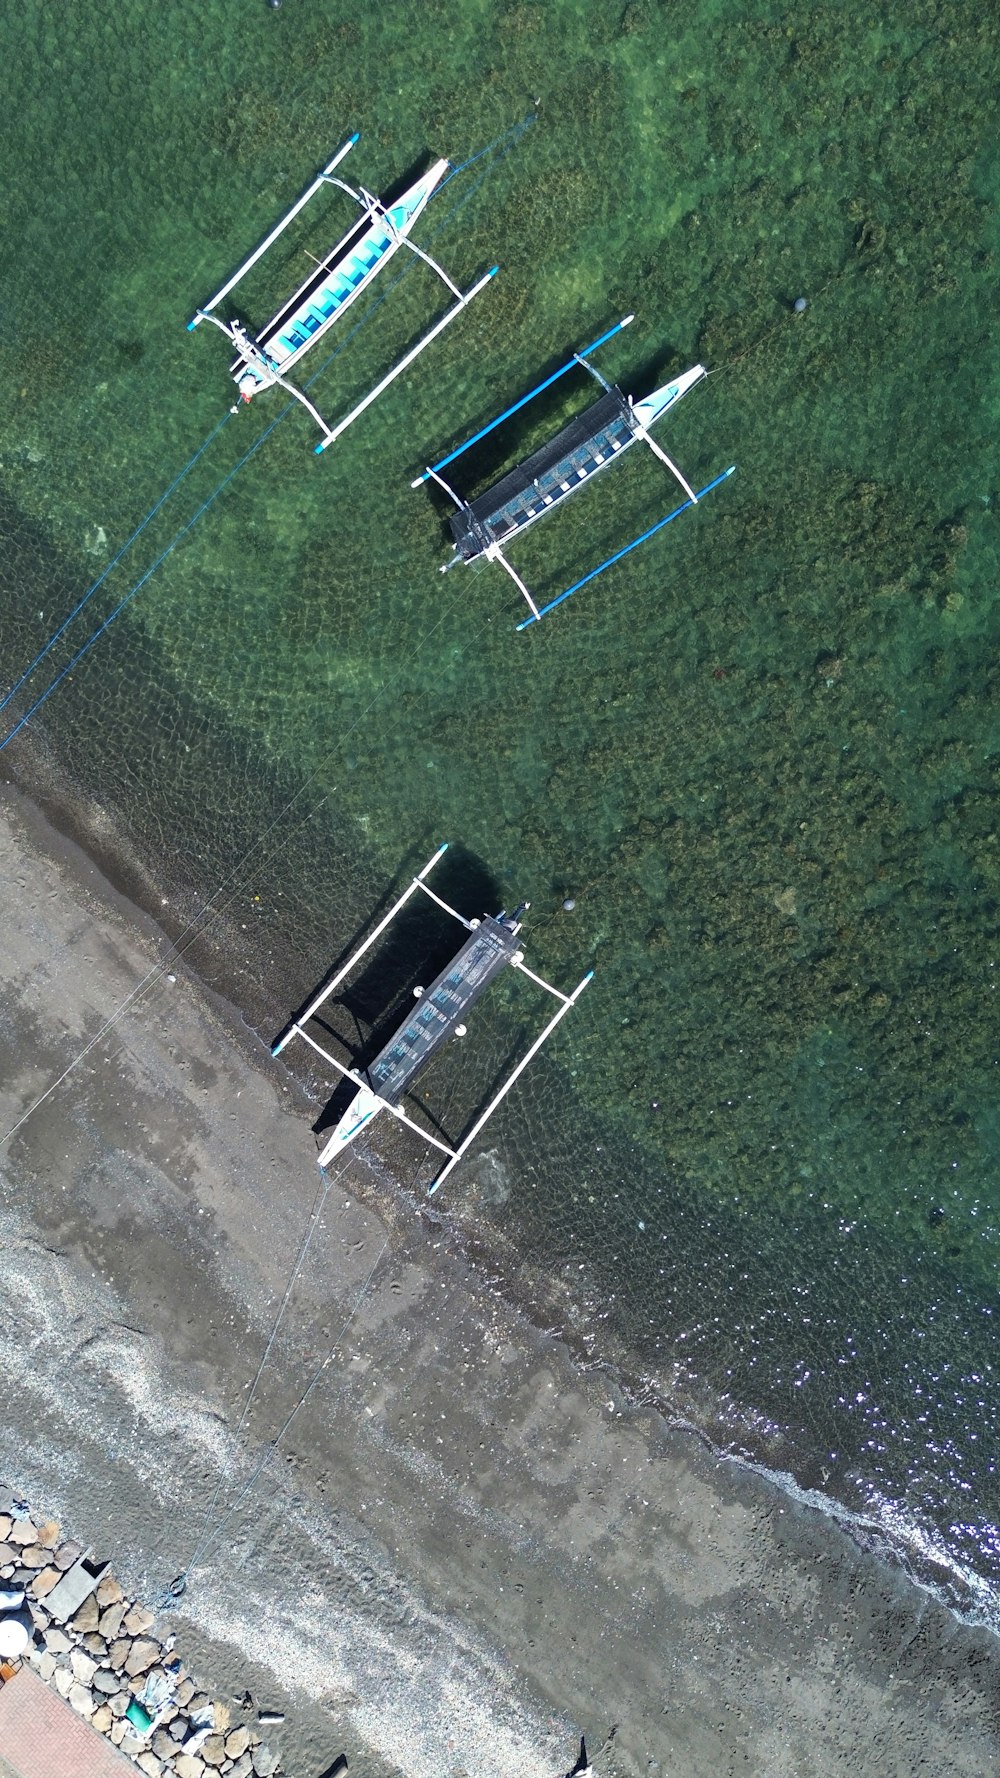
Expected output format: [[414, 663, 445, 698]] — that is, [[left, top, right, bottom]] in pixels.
[[187, 134, 359, 326]]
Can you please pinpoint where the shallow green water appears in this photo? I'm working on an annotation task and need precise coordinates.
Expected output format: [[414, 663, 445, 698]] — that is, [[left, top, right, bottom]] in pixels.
[[2, 0, 999, 1618]]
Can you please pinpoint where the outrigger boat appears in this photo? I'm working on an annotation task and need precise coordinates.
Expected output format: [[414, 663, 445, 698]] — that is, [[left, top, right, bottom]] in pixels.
[[272, 843, 592, 1195], [188, 134, 497, 453], [413, 314, 734, 625]]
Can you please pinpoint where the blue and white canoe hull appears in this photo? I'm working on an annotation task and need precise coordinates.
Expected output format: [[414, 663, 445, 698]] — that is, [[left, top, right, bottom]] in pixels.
[[317, 1083, 385, 1168], [232, 157, 451, 403]]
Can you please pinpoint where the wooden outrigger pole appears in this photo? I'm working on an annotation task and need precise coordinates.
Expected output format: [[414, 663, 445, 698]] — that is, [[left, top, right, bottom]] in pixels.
[[187, 134, 497, 451], [271, 844, 593, 1196], [413, 317, 734, 625]]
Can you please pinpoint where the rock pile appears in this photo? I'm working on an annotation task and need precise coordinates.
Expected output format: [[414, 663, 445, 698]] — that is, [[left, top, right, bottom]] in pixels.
[[0, 1498, 284, 1778]]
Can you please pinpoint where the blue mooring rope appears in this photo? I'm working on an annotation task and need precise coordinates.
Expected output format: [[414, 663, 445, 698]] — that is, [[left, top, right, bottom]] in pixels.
[[439, 111, 534, 188], [0, 114, 533, 755], [0, 272, 417, 755], [0, 411, 233, 718], [0, 405, 292, 755]]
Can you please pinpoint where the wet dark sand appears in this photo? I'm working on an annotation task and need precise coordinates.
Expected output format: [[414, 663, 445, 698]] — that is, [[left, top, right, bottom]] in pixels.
[[0, 783, 997, 1778]]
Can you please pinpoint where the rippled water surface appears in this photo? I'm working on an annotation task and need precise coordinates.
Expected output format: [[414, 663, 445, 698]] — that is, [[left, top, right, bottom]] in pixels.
[[1, 0, 998, 1621]]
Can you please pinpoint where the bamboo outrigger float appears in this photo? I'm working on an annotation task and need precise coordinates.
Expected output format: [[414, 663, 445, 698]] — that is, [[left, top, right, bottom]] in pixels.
[[188, 134, 497, 452], [413, 315, 734, 624], [272, 844, 593, 1195]]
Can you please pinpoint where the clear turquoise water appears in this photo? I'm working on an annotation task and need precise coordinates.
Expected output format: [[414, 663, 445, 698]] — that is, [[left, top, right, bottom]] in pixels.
[[2, 0, 999, 1620]]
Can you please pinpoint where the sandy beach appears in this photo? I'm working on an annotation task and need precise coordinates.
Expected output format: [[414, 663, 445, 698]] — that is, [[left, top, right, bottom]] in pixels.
[[0, 780, 997, 1778]]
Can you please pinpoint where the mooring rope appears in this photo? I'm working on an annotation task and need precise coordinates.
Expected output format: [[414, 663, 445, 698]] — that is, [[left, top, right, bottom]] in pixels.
[[0, 578, 498, 1155], [0, 573, 495, 1604], [166, 1225, 391, 1598], [0, 289, 394, 754], [1, 111, 532, 1590], [0, 543, 482, 1591], [164, 1039, 467, 1600], [0, 411, 233, 717], [0, 141, 518, 1585], [0, 114, 532, 755], [0, 447, 269, 755], [168, 1051, 470, 1593], [164, 1156, 350, 1598], [439, 110, 535, 188]]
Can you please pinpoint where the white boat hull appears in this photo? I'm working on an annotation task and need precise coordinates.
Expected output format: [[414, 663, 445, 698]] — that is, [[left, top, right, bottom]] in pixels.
[[317, 1084, 385, 1168], [631, 363, 706, 429], [234, 158, 451, 399]]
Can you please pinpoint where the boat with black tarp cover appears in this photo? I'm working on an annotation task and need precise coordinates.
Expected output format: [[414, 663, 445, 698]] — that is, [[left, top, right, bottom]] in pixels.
[[272, 844, 593, 1193], [414, 316, 733, 625]]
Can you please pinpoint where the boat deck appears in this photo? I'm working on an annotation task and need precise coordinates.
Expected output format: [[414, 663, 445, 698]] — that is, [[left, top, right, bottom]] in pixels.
[[450, 388, 638, 561], [259, 214, 398, 367], [367, 914, 520, 1104]]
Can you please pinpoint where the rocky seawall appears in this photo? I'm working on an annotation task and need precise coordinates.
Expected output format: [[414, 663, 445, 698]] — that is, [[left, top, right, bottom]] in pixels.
[[0, 1494, 287, 1778]]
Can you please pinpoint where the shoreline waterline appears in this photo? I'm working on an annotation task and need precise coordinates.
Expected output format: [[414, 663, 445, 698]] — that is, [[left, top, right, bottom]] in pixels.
[[1, 775, 998, 1777], [2, 756, 998, 1646], [1, 6, 998, 1764]]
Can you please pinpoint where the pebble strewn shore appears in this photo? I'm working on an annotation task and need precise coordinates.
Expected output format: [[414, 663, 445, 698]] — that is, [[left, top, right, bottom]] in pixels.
[[0, 1498, 284, 1778]]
